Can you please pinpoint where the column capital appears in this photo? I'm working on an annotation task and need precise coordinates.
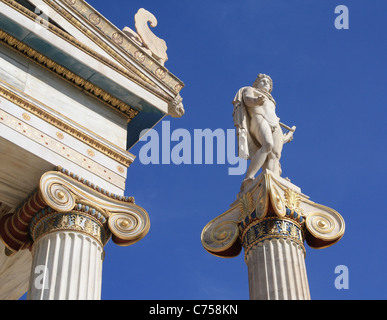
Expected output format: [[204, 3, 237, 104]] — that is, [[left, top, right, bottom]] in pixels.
[[0, 166, 150, 255], [201, 171, 345, 258]]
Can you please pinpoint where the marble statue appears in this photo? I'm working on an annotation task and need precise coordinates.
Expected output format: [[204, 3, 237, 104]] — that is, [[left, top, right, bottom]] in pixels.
[[232, 74, 295, 190]]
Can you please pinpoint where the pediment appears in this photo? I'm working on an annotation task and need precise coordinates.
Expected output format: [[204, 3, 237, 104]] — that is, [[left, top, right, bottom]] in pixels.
[[0, 0, 184, 149]]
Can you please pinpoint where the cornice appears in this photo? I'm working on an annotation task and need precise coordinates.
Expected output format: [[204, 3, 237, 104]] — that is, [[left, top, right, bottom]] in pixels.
[[0, 28, 141, 123], [56, 0, 184, 96], [0, 0, 180, 103]]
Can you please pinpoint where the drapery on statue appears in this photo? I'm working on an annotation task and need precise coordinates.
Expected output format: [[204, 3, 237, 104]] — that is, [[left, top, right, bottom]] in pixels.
[[233, 74, 296, 190]]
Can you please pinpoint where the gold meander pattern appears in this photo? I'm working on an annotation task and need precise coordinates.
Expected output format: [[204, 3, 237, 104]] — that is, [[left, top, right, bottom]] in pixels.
[[0, 28, 138, 122], [0, 84, 133, 168]]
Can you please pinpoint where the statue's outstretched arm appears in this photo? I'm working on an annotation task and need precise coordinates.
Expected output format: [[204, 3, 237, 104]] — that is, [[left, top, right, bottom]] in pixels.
[[243, 87, 264, 107]]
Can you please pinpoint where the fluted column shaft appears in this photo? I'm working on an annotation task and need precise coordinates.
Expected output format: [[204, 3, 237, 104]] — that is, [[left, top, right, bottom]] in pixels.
[[27, 230, 104, 300], [27, 209, 109, 300], [246, 238, 309, 300], [241, 215, 310, 300]]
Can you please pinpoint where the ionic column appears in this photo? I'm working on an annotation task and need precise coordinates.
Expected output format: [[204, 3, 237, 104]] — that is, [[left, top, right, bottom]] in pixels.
[[27, 208, 108, 300], [241, 214, 310, 300], [0, 167, 150, 300]]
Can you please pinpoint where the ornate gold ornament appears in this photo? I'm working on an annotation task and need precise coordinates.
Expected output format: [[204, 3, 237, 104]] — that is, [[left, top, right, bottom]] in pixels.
[[305, 211, 345, 248], [108, 209, 150, 246], [39, 170, 149, 247], [201, 220, 241, 258], [269, 182, 286, 218], [30, 211, 109, 247], [201, 172, 345, 259], [40, 180, 76, 213], [0, 109, 126, 188], [134, 50, 146, 63], [240, 217, 305, 261], [88, 13, 101, 26], [87, 149, 95, 157], [284, 188, 301, 213], [255, 179, 269, 219], [238, 192, 254, 222], [117, 166, 125, 174], [112, 32, 124, 45], [0, 169, 149, 254], [0, 28, 138, 122], [155, 68, 166, 80]]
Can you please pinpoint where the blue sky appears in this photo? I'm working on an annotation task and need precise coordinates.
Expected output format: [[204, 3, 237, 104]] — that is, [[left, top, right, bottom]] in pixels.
[[81, 0, 387, 300]]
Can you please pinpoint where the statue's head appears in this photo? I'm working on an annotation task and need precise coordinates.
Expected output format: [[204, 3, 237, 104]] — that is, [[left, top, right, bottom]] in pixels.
[[253, 74, 273, 93]]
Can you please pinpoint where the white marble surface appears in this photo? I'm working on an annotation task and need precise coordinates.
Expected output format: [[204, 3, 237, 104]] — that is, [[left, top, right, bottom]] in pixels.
[[0, 241, 32, 300], [0, 44, 128, 149], [27, 231, 103, 300], [246, 239, 310, 300]]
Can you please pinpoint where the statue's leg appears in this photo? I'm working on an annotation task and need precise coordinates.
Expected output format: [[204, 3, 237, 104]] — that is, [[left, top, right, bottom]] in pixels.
[[245, 116, 274, 180], [265, 124, 283, 175]]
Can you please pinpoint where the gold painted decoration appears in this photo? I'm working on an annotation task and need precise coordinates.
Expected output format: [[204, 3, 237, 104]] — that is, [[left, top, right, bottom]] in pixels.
[[0, 85, 134, 168], [269, 179, 286, 218], [88, 13, 101, 25], [0, 29, 139, 122], [87, 149, 95, 157], [238, 192, 254, 222], [30, 211, 109, 247], [0, 171, 149, 253], [40, 176, 76, 213], [112, 32, 124, 45], [40, 171, 149, 247], [0, 109, 126, 188], [134, 50, 146, 63], [201, 220, 241, 258], [201, 172, 345, 259], [241, 217, 305, 261], [108, 209, 150, 246], [255, 179, 269, 219], [284, 188, 301, 213], [305, 210, 345, 249]]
